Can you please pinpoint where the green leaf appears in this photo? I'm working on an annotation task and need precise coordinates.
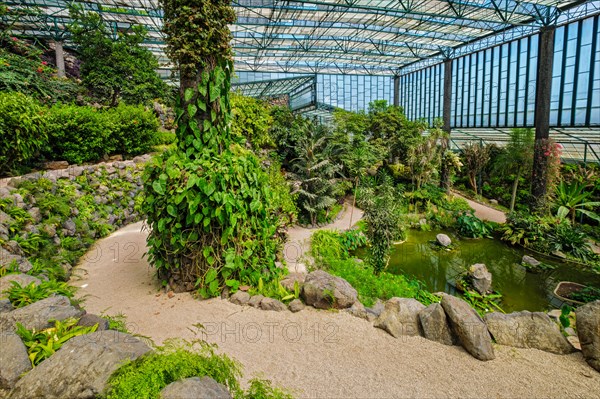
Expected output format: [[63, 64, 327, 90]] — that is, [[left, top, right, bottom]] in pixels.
[[205, 269, 217, 283], [209, 85, 220, 102], [207, 256, 215, 266], [188, 104, 197, 117], [152, 181, 165, 195], [167, 205, 177, 217], [184, 88, 194, 102]]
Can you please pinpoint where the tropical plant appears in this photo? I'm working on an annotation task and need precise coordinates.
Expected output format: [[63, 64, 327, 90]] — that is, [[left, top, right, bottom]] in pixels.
[[461, 290, 504, 316], [6, 280, 76, 308], [455, 212, 494, 239], [0, 92, 48, 175], [230, 93, 274, 149], [461, 142, 491, 194], [555, 180, 600, 224], [406, 127, 443, 189], [362, 190, 401, 274], [15, 318, 98, 366], [494, 128, 534, 212], [248, 277, 299, 303], [68, 5, 166, 105], [546, 221, 595, 262], [143, 0, 283, 296], [288, 120, 341, 225]]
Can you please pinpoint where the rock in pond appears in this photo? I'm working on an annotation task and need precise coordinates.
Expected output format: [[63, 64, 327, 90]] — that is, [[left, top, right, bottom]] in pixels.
[[469, 263, 492, 295], [436, 234, 452, 247]]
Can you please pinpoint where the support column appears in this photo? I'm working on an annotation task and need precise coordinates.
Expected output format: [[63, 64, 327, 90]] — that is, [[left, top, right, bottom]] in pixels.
[[531, 26, 556, 209], [440, 58, 453, 192], [393, 75, 400, 106], [55, 41, 65, 78]]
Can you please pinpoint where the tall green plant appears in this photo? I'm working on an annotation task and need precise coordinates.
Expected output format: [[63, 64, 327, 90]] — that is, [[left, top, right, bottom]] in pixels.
[[494, 128, 534, 211], [461, 142, 491, 194], [288, 120, 341, 225], [143, 0, 282, 295], [68, 6, 166, 105], [363, 191, 400, 274]]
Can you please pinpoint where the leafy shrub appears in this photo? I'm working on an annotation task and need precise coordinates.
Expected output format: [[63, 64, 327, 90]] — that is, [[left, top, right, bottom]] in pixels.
[[105, 339, 291, 399], [363, 191, 401, 274], [456, 212, 494, 238], [105, 103, 159, 157], [142, 148, 284, 298], [6, 280, 76, 308], [154, 130, 177, 146], [461, 290, 504, 316], [0, 92, 48, 175], [338, 228, 368, 254], [546, 222, 595, 262], [15, 318, 98, 366], [266, 160, 298, 231], [311, 230, 346, 262], [46, 104, 112, 164], [231, 93, 274, 149]]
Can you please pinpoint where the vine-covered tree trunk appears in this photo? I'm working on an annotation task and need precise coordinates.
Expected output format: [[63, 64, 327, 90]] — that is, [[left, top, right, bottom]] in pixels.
[[144, 1, 282, 295]]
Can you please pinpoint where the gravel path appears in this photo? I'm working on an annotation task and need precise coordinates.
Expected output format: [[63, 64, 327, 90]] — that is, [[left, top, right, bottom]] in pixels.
[[452, 192, 507, 223], [72, 221, 600, 398]]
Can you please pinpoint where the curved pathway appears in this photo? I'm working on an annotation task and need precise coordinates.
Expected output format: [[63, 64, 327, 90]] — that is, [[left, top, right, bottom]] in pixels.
[[284, 203, 363, 273], [72, 221, 600, 398], [452, 192, 507, 223]]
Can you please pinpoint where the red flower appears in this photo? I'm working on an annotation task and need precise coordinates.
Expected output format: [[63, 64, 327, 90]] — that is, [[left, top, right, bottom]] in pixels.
[[11, 37, 17, 41], [41, 61, 48, 66]]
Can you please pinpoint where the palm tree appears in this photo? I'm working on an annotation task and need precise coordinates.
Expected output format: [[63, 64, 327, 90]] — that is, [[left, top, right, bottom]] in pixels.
[[555, 181, 600, 224], [494, 128, 534, 212], [288, 120, 341, 225]]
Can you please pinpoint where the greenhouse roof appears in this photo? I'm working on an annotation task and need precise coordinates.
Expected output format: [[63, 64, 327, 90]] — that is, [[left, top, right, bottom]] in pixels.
[[449, 128, 600, 163], [4, 0, 600, 75]]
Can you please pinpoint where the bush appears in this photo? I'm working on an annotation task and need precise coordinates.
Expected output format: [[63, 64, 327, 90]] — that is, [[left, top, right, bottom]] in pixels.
[[0, 92, 48, 175], [46, 104, 112, 164], [105, 103, 159, 157], [105, 340, 292, 399]]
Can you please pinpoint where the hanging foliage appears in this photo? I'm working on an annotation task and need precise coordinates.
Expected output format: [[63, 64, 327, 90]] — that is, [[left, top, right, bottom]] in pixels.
[[142, 0, 283, 295]]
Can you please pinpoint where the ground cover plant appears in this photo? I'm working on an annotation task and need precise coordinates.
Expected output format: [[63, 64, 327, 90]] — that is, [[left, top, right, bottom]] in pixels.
[[104, 339, 292, 399]]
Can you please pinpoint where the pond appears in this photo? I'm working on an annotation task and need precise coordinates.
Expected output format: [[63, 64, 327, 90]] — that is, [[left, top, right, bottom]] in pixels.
[[383, 230, 600, 312]]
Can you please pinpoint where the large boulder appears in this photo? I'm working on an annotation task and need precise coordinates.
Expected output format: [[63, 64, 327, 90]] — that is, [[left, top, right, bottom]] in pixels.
[[0, 331, 31, 389], [8, 331, 151, 399], [484, 311, 574, 354], [160, 376, 231, 399], [301, 270, 357, 309], [374, 298, 425, 338], [440, 294, 495, 360], [0, 274, 41, 299], [419, 303, 456, 346], [0, 295, 83, 332], [436, 234, 452, 247], [469, 264, 492, 295], [576, 300, 600, 372]]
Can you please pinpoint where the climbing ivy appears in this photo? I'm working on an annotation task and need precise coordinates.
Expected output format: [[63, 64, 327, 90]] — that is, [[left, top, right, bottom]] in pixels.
[[143, 0, 283, 295]]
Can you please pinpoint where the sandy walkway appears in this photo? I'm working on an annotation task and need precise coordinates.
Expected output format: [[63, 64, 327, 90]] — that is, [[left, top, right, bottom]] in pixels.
[[284, 203, 363, 273], [72, 221, 600, 398], [452, 192, 507, 223]]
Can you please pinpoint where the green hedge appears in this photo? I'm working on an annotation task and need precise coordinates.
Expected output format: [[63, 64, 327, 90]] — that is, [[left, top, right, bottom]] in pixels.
[[0, 92, 48, 175], [0, 92, 161, 173]]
